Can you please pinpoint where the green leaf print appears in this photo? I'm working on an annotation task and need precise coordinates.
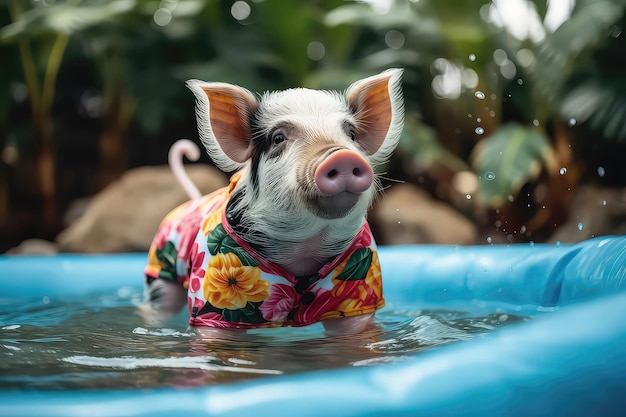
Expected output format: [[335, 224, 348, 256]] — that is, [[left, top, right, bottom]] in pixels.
[[206, 224, 228, 256], [206, 224, 259, 267], [334, 248, 373, 281], [155, 241, 178, 281], [222, 302, 267, 324]]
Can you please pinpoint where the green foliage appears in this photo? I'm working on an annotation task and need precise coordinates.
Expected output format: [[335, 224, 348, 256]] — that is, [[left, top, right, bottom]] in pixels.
[[471, 124, 553, 207], [2, 0, 626, 247], [155, 240, 178, 281], [0, 0, 135, 41], [207, 224, 260, 267]]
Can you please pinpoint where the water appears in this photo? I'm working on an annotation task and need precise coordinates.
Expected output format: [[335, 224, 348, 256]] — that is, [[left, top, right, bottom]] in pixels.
[[0, 293, 526, 391]]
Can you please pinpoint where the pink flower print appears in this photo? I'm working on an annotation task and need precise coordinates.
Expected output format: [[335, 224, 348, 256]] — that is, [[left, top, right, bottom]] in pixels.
[[189, 277, 201, 294], [192, 312, 232, 328], [294, 288, 334, 325], [188, 295, 206, 313], [259, 284, 298, 322], [353, 224, 372, 249], [153, 220, 173, 249], [177, 209, 203, 260], [188, 242, 206, 288]]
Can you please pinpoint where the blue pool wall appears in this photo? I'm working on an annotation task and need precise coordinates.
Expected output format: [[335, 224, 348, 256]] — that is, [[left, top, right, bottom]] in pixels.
[[1, 235, 625, 417]]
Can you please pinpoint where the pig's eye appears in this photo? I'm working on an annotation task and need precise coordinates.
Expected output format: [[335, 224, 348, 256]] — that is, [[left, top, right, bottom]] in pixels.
[[349, 130, 356, 141], [272, 133, 286, 145]]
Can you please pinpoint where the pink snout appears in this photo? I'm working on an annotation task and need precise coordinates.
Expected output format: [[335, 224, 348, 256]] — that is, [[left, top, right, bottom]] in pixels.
[[314, 150, 373, 195]]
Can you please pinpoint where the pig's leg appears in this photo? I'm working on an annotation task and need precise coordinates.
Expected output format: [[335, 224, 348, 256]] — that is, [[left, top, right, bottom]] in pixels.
[[137, 279, 187, 323], [322, 313, 375, 337]]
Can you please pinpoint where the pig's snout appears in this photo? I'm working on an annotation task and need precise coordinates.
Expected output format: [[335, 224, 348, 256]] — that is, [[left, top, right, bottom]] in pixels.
[[314, 150, 373, 196]]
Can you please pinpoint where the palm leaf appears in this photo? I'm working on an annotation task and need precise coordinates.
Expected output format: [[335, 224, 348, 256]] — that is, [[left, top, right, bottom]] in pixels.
[[1, 0, 135, 42], [471, 124, 554, 207]]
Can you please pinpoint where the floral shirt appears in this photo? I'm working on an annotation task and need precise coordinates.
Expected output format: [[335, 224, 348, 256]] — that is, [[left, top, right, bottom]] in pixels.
[[145, 172, 384, 329]]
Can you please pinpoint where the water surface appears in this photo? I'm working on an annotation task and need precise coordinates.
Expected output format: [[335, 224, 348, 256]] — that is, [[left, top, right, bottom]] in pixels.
[[0, 290, 526, 390]]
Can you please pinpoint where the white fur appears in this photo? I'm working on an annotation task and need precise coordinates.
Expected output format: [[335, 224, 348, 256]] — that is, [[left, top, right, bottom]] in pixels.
[[349, 68, 404, 168], [186, 80, 254, 173], [187, 70, 403, 272]]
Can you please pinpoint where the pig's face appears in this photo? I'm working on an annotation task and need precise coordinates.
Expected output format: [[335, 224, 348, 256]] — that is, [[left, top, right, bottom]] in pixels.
[[187, 69, 404, 269], [251, 88, 376, 220]]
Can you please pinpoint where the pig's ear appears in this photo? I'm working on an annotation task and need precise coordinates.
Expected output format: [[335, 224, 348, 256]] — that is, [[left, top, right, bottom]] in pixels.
[[186, 80, 258, 172], [346, 68, 404, 166]]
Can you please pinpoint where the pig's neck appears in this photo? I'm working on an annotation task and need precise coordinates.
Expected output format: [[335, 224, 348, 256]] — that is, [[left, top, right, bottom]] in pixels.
[[226, 181, 368, 277], [274, 232, 329, 276], [226, 212, 362, 277], [233, 224, 360, 277]]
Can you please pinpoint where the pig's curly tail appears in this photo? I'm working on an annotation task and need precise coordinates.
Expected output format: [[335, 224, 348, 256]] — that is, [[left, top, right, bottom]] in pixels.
[[168, 139, 202, 200]]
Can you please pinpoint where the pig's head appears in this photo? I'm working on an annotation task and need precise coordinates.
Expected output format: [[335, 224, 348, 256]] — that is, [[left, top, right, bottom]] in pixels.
[[187, 69, 403, 273]]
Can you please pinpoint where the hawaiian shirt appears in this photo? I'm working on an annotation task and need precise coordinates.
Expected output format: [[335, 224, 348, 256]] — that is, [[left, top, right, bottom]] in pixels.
[[145, 172, 384, 329]]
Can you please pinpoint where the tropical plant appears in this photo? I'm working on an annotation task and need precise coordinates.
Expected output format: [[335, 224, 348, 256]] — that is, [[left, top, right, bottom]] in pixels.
[[325, 0, 626, 242]]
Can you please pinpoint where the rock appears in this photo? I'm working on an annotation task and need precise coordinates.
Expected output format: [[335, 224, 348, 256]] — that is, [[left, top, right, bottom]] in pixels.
[[548, 185, 626, 244], [371, 183, 478, 245], [6, 238, 59, 255], [56, 164, 228, 253]]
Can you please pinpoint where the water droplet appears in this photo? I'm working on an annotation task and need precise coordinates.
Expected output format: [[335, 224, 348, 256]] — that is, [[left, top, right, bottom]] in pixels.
[[231, 0, 251, 21], [517, 79, 524, 85], [597, 166, 605, 177], [520, 225, 527, 234], [474, 91, 485, 99], [529, 241, 535, 247], [469, 54, 476, 62], [533, 119, 539, 126], [578, 222, 583, 231], [476, 117, 482, 123], [602, 200, 607, 206], [153, 8, 173, 26], [475, 127, 484, 135], [485, 171, 496, 181], [555, 241, 561, 248], [507, 195, 514, 202], [559, 167, 567, 175], [568, 117, 577, 127], [486, 236, 493, 244], [466, 194, 472, 200]]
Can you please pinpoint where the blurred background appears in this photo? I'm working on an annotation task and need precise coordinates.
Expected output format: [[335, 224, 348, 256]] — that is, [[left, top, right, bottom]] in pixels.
[[1, 0, 625, 254]]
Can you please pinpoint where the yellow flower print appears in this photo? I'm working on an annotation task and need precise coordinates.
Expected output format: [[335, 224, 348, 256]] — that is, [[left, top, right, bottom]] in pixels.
[[203, 252, 269, 310], [200, 208, 222, 236], [365, 249, 382, 299]]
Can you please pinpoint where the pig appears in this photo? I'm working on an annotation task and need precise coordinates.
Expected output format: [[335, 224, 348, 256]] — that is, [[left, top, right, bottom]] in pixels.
[[142, 69, 404, 336]]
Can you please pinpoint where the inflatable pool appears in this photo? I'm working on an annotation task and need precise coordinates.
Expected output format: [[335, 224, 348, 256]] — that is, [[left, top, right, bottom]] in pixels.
[[1, 236, 625, 416]]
